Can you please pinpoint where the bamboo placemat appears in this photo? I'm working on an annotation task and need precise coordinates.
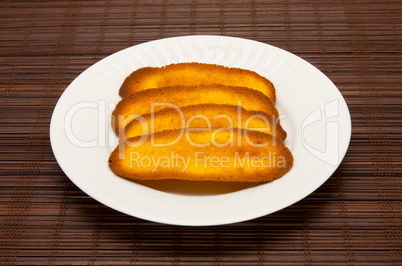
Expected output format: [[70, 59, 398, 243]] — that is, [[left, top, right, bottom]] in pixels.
[[0, 0, 401, 265]]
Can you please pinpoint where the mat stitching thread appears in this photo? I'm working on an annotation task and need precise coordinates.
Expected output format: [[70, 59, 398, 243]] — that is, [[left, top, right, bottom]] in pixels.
[[283, 0, 294, 52], [173, 227, 182, 265], [283, 1, 311, 264], [160, 0, 167, 38], [219, 0, 225, 36], [355, 6, 402, 263], [350, 0, 401, 231], [129, 219, 142, 265], [87, 1, 112, 263], [257, 218, 266, 265], [43, 1, 83, 264], [251, 0, 258, 40], [301, 200, 312, 265], [334, 170, 354, 265], [47, 182, 72, 266], [311, 1, 354, 264], [190, 0, 197, 35], [311, 0, 328, 74], [0, 0, 11, 27], [95, 0, 111, 56], [0, 0, 36, 122], [385, 0, 402, 72], [344, 0, 401, 264], [128, 0, 139, 46], [213, 226, 221, 266], [89, 205, 103, 265], [0, 1, 40, 265]]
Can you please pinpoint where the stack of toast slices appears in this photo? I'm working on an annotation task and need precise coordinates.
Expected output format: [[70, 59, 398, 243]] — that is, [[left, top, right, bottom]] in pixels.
[[109, 63, 293, 183]]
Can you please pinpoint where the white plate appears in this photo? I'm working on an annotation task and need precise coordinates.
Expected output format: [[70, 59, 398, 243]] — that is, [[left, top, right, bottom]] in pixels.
[[50, 35, 351, 226]]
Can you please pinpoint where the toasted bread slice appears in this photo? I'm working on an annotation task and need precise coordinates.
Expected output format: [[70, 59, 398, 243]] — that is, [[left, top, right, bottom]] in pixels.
[[123, 104, 286, 141], [119, 63, 276, 102], [108, 128, 293, 182], [112, 84, 278, 134]]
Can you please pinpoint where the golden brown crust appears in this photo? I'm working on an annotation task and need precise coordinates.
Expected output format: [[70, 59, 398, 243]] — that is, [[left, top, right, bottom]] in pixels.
[[123, 103, 287, 141], [119, 62, 276, 102], [108, 128, 293, 182], [112, 84, 278, 134]]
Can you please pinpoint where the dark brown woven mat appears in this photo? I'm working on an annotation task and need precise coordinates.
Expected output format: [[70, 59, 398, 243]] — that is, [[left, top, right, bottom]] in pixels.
[[0, 0, 401, 265]]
